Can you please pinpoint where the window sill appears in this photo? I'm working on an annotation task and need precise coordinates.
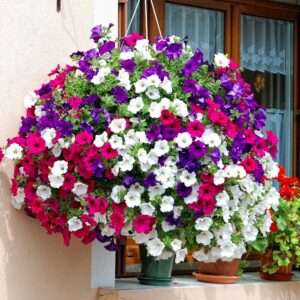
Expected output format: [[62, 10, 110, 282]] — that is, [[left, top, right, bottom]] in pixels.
[[98, 271, 300, 300]]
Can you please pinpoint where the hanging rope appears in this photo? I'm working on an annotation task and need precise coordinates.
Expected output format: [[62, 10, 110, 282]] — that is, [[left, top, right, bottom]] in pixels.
[[149, 0, 162, 38], [144, 0, 149, 40], [125, 0, 142, 37], [124, 0, 163, 39]]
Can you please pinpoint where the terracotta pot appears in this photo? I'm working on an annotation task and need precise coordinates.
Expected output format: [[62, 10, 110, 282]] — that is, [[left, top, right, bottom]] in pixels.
[[198, 258, 241, 276], [193, 259, 241, 284], [260, 249, 294, 281], [261, 249, 294, 274]]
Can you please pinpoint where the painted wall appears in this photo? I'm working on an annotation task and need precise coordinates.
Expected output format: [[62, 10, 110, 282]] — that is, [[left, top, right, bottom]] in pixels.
[[0, 1, 118, 299]]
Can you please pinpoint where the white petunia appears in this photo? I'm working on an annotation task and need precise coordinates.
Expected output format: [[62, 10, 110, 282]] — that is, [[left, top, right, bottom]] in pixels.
[[160, 196, 174, 212], [41, 128, 56, 148], [94, 132, 108, 148], [173, 206, 183, 218], [201, 129, 221, 147], [120, 51, 134, 60], [147, 238, 165, 257], [72, 182, 88, 197], [180, 170, 197, 187], [118, 69, 131, 90], [196, 231, 213, 245], [149, 102, 162, 118], [161, 220, 176, 232], [109, 134, 123, 149], [146, 88, 160, 100], [24, 91, 38, 108], [36, 185, 51, 200], [148, 184, 165, 198], [111, 185, 126, 203], [175, 132, 192, 148], [129, 182, 145, 194], [195, 217, 213, 231], [193, 248, 208, 262], [52, 144, 62, 157], [124, 190, 141, 208], [172, 99, 189, 118], [124, 130, 139, 146], [48, 174, 64, 188], [156, 250, 173, 261], [68, 217, 83, 232], [147, 74, 161, 87], [11, 187, 25, 209], [109, 118, 126, 133], [35, 105, 46, 118], [220, 241, 237, 258], [183, 185, 199, 204], [140, 203, 155, 216], [51, 160, 68, 176], [213, 169, 226, 185], [215, 190, 230, 207], [161, 77, 172, 94], [171, 239, 182, 251], [119, 154, 135, 171], [128, 97, 144, 114], [175, 248, 188, 264], [91, 67, 110, 85], [214, 53, 230, 68], [5, 143, 23, 160], [153, 140, 170, 157], [134, 78, 148, 93]]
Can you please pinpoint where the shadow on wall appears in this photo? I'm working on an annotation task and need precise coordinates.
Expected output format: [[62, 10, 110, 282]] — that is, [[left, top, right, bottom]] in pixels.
[[0, 169, 97, 300]]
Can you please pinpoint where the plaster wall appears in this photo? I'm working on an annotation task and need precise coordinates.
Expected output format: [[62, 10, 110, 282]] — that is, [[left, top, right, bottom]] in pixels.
[[0, 1, 118, 299]]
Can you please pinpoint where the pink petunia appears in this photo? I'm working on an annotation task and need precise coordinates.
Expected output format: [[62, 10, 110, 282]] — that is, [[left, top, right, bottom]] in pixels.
[[68, 96, 83, 110], [62, 173, 77, 191], [187, 120, 205, 138], [160, 110, 176, 126], [266, 130, 279, 146], [243, 128, 257, 145], [132, 214, 156, 234], [100, 143, 118, 160], [241, 157, 258, 173], [253, 139, 268, 157], [198, 183, 219, 201], [86, 195, 108, 215], [75, 131, 93, 145], [109, 211, 125, 236], [26, 133, 46, 155], [125, 32, 143, 46]]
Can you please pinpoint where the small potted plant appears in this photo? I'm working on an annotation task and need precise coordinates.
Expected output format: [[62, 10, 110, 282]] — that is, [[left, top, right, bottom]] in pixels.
[[257, 167, 300, 281]]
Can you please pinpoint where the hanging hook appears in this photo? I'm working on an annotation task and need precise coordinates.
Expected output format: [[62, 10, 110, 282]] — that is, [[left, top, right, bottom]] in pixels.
[[57, 0, 61, 13]]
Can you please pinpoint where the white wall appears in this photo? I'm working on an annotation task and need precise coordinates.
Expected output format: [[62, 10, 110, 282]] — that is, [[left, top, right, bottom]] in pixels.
[[0, 1, 118, 299]]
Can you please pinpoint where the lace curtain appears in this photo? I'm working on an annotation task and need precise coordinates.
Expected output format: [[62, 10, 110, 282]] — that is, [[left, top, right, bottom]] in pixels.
[[241, 15, 294, 175], [165, 3, 224, 61]]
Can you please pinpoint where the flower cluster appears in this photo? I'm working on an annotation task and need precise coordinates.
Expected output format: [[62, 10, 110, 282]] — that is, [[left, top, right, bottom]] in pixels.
[[259, 167, 300, 273], [1, 25, 280, 262]]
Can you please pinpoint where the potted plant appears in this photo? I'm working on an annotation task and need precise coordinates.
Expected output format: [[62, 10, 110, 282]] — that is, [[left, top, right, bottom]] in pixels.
[[257, 167, 300, 281], [0, 24, 281, 286]]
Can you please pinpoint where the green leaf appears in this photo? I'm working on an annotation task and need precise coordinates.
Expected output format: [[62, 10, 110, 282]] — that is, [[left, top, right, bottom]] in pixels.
[[276, 217, 287, 231], [250, 237, 268, 253]]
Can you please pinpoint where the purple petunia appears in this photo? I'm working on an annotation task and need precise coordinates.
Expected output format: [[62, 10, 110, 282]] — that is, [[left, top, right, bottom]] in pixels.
[[120, 59, 136, 73], [165, 43, 183, 60], [177, 182, 192, 198], [143, 172, 157, 188], [90, 25, 103, 43], [99, 41, 115, 56], [111, 86, 128, 104], [189, 141, 207, 159], [123, 176, 136, 188]]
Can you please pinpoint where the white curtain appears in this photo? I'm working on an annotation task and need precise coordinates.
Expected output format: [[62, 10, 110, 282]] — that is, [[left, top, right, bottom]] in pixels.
[[165, 3, 224, 61], [241, 15, 294, 175]]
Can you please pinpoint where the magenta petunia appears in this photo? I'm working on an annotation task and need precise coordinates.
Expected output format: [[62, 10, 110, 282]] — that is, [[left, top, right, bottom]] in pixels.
[[187, 120, 204, 138], [132, 214, 156, 234]]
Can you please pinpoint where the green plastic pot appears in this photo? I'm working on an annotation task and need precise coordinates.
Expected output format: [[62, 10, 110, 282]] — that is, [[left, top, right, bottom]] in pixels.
[[138, 244, 174, 286]]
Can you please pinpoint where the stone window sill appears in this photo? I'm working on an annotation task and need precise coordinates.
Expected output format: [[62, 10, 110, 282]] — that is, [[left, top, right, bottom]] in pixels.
[[98, 271, 300, 300]]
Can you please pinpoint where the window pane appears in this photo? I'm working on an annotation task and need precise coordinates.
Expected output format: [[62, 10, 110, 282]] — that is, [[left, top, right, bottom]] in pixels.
[[166, 3, 224, 61], [127, 0, 141, 34], [241, 15, 294, 175]]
